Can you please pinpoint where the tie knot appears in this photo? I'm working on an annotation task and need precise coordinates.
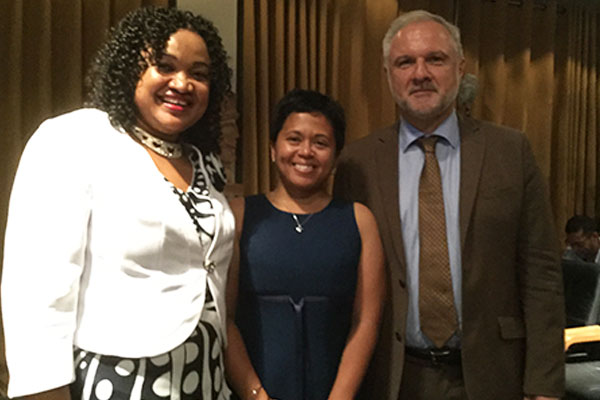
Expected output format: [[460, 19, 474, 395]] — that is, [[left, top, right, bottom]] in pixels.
[[419, 135, 438, 153]]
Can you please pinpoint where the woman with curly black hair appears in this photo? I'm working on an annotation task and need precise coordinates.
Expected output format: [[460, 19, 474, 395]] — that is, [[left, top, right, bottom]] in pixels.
[[2, 7, 234, 400]]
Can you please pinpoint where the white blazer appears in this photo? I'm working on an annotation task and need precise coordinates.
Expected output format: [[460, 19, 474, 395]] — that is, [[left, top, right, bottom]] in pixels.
[[1, 109, 235, 397]]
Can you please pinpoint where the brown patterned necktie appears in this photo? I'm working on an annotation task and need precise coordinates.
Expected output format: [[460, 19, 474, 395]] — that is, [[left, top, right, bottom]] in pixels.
[[418, 135, 458, 348]]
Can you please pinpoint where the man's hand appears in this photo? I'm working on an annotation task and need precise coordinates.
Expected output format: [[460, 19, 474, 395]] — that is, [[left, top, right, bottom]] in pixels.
[[524, 396, 559, 400]]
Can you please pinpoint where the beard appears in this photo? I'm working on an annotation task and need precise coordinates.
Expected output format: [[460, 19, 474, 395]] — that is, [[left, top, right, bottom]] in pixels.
[[395, 82, 459, 123]]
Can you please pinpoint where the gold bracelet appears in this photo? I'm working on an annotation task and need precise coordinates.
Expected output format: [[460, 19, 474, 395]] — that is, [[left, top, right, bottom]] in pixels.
[[250, 384, 262, 398]]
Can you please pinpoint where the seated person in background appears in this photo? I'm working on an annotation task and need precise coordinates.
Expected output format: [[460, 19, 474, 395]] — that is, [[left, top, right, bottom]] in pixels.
[[225, 89, 385, 400], [564, 215, 600, 263]]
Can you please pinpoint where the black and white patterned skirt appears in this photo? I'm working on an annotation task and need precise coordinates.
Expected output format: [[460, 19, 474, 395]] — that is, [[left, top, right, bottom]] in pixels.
[[70, 289, 231, 400]]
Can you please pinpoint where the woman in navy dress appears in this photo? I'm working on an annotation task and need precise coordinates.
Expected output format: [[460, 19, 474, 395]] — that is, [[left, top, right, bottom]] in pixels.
[[225, 89, 385, 400]]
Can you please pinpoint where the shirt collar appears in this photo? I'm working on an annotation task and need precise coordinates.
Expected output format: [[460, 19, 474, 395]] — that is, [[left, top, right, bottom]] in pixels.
[[398, 111, 460, 153]]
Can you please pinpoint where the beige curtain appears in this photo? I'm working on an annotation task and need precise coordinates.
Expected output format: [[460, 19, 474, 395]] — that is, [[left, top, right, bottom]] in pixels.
[[241, 0, 600, 236], [551, 0, 600, 231], [452, 0, 599, 236], [0, 0, 168, 394]]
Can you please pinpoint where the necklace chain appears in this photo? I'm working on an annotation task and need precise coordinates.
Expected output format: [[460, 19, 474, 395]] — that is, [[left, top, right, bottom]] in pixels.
[[131, 126, 183, 159], [292, 213, 314, 233]]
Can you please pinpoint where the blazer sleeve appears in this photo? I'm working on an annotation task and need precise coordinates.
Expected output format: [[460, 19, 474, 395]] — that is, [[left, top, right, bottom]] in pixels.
[[1, 116, 91, 397], [517, 137, 565, 396]]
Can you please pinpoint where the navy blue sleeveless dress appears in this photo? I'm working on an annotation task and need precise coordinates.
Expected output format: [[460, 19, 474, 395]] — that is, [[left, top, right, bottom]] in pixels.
[[236, 194, 361, 400]]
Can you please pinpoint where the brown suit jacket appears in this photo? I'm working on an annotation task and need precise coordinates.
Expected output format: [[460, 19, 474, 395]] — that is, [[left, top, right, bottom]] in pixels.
[[333, 115, 565, 400]]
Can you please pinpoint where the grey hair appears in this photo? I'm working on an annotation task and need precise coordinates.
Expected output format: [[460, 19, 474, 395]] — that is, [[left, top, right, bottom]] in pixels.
[[456, 73, 478, 116], [382, 10, 464, 64], [457, 73, 478, 108]]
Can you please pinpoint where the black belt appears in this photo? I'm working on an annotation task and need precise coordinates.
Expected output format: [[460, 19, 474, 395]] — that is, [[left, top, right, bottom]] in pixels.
[[405, 346, 462, 365]]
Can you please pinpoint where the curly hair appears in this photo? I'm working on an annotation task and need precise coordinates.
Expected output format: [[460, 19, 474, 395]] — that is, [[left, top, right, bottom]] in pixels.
[[85, 6, 232, 154]]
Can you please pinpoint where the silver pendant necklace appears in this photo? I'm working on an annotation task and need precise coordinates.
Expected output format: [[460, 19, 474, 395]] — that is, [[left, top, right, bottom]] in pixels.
[[131, 125, 183, 159], [292, 213, 314, 233]]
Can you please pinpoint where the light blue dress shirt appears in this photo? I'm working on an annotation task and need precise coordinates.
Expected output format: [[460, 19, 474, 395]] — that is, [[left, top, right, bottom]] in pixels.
[[398, 111, 462, 349]]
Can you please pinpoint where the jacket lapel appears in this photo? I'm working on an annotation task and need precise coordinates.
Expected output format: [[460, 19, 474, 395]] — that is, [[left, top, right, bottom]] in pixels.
[[374, 123, 407, 275], [459, 116, 484, 252]]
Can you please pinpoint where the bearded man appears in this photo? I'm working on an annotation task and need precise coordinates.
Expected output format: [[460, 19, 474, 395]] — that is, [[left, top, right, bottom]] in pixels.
[[334, 9, 565, 400]]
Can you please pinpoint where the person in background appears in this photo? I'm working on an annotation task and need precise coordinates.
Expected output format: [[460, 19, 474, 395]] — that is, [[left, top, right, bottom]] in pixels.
[[333, 9, 564, 400], [563, 215, 600, 263], [225, 89, 385, 400], [2, 7, 234, 399]]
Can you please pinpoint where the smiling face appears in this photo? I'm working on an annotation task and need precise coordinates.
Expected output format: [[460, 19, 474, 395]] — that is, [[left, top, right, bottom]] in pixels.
[[385, 20, 465, 132], [134, 29, 211, 140], [271, 112, 337, 196]]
